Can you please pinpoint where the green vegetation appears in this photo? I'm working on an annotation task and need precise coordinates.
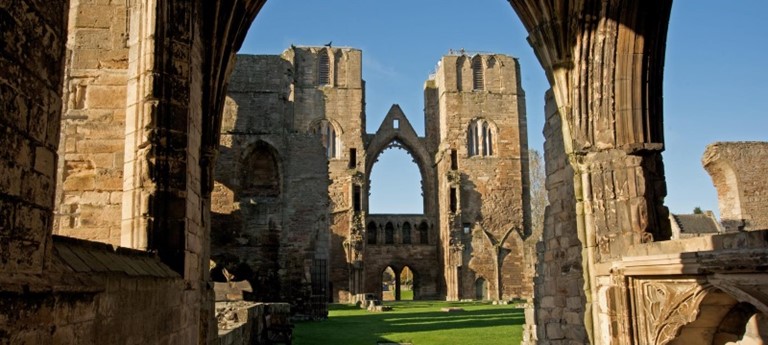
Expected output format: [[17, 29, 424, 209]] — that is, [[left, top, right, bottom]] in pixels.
[[400, 289, 413, 301], [293, 301, 524, 345]]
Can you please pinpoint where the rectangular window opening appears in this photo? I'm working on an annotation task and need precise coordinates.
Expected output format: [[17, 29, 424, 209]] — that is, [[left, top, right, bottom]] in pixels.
[[319, 53, 331, 85], [450, 149, 458, 170], [353, 185, 362, 212], [393, 119, 399, 129], [349, 148, 357, 169], [450, 187, 457, 213], [463, 223, 472, 235]]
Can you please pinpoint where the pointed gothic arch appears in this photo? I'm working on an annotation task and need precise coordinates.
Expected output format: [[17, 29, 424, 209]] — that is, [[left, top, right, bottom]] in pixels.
[[309, 118, 342, 159]]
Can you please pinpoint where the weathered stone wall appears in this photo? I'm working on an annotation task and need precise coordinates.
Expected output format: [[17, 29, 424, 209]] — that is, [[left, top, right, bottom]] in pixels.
[[509, 2, 678, 343], [530, 90, 585, 343], [0, 0, 68, 276], [703, 141, 768, 231], [1, 1, 205, 343], [14, 2, 765, 344], [0, 236, 193, 345], [286, 47, 367, 303], [427, 53, 531, 301], [54, 0, 129, 245], [211, 54, 330, 309], [363, 215, 439, 299]]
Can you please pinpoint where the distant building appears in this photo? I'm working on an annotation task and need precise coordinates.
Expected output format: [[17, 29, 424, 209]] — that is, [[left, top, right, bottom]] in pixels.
[[668, 211, 723, 239], [211, 46, 532, 305]]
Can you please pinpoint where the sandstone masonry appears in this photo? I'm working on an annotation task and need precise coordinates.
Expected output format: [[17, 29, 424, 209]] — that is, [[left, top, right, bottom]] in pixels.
[[212, 47, 532, 305]]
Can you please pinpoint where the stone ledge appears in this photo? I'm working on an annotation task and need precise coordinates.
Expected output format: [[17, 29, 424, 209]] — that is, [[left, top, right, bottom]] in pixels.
[[52, 235, 180, 278], [603, 231, 768, 276], [0, 236, 182, 294], [626, 230, 768, 257]]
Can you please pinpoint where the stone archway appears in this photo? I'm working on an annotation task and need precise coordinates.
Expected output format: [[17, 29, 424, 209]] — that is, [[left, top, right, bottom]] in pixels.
[[381, 266, 397, 301], [0, 1, 686, 344], [118, 2, 678, 343], [364, 105, 436, 217]]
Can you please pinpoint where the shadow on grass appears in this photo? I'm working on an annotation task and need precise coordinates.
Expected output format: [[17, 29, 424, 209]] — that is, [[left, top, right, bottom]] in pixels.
[[294, 301, 524, 345]]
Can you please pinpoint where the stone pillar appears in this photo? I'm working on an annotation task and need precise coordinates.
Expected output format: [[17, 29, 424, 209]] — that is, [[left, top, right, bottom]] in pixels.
[[509, 1, 674, 343], [121, 0, 157, 251], [527, 90, 583, 343], [55, 0, 130, 245]]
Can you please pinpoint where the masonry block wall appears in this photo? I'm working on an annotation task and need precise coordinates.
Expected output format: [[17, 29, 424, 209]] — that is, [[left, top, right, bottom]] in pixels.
[[1, 237, 195, 344], [212, 54, 330, 308], [54, 0, 129, 245], [362, 215, 440, 299], [703, 142, 768, 231], [1, 1, 202, 343], [426, 53, 532, 301], [287, 47, 367, 303], [531, 90, 586, 343], [0, 0, 68, 277]]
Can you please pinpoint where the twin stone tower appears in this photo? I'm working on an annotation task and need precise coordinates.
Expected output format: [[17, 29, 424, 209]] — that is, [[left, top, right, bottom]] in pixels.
[[211, 46, 532, 313]]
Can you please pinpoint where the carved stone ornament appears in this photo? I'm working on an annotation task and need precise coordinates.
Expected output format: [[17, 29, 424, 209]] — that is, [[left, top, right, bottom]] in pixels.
[[632, 279, 710, 345], [351, 212, 366, 234], [446, 170, 461, 186], [343, 234, 363, 262], [351, 171, 366, 186]]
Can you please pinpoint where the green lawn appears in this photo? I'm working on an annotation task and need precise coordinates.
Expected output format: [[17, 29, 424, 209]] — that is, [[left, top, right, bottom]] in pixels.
[[293, 301, 524, 345], [400, 289, 413, 301]]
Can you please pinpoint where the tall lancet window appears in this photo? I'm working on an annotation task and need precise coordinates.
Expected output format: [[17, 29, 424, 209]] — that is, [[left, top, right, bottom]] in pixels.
[[311, 119, 339, 159], [467, 119, 495, 157], [318, 51, 331, 85], [472, 55, 484, 91]]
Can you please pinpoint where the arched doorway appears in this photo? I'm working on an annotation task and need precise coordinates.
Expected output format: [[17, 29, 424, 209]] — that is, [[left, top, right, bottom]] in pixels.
[[381, 266, 397, 301], [476, 278, 488, 301], [400, 266, 414, 301]]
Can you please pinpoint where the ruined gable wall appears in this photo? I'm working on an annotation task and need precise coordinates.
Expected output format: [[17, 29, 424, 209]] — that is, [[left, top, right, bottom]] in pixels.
[[703, 142, 768, 231], [54, 0, 130, 245]]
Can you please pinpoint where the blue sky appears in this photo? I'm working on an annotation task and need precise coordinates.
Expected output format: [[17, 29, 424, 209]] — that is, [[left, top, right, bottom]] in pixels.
[[241, 1, 767, 216]]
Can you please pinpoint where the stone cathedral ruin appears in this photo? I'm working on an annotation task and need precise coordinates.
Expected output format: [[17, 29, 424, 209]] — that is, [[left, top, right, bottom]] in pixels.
[[211, 47, 531, 307], [1, 1, 767, 344]]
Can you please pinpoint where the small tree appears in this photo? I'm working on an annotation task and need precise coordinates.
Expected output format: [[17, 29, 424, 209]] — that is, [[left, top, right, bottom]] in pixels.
[[693, 206, 703, 214], [529, 149, 548, 238]]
